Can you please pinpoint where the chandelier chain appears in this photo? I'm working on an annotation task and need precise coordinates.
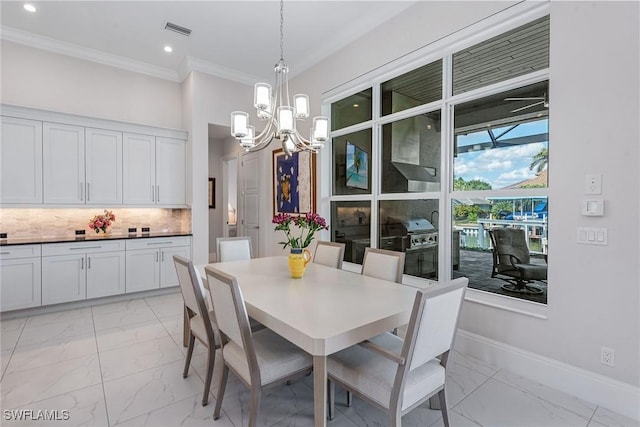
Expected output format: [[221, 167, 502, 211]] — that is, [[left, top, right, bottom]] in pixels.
[[279, 0, 284, 61]]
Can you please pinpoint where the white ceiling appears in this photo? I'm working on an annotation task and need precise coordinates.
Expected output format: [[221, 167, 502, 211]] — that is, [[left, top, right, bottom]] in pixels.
[[0, 1, 415, 83]]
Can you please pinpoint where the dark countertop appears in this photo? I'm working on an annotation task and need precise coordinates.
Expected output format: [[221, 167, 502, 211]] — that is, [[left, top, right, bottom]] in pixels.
[[0, 232, 193, 246]]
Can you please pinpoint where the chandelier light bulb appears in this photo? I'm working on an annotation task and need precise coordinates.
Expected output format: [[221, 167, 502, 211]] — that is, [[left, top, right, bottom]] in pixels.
[[254, 83, 272, 110], [231, 111, 249, 138], [277, 106, 295, 134], [293, 94, 310, 119], [240, 125, 256, 149]]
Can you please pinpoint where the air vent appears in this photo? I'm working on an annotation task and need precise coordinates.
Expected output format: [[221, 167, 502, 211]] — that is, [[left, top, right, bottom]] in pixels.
[[164, 21, 192, 37]]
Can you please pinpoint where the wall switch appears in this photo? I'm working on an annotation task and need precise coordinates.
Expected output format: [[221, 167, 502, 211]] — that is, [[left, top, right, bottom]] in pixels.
[[581, 198, 604, 216], [577, 227, 608, 245], [601, 347, 614, 367], [585, 174, 602, 194]]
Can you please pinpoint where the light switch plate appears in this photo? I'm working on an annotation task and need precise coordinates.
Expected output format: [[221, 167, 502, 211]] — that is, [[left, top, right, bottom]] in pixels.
[[577, 227, 608, 245], [585, 174, 602, 194]]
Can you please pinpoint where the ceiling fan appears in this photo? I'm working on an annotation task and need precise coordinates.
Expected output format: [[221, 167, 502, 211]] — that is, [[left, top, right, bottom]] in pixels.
[[504, 93, 549, 113]]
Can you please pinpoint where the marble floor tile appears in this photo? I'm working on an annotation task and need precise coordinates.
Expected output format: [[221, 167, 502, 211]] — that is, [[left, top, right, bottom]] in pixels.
[[0, 318, 26, 351], [493, 369, 598, 420], [453, 378, 591, 427], [7, 332, 97, 373], [102, 359, 204, 425], [1, 384, 108, 427], [1, 354, 101, 410], [99, 335, 184, 381], [445, 354, 493, 407], [112, 394, 235, 427], [590, 406, 640, 427], [449, 350, 500, 377], [95, 319, 170, 352], [90, 298, 150, 316], [92, 302, 158, 331], [145, 293, 183, 318], [16, 318, 95, 348], [171, 333, 207, 356], [430, 410, 484, 427], [0, 317, 27, 333], [25, 307, 93, 327], [1, 349, 13, 380], [159, 314, 185, 337]]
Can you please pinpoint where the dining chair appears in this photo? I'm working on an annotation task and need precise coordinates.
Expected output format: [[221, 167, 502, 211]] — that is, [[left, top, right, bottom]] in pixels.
[[361, 247, 405, 283], [327, 277, 468, 427], [173, 255, 219, 406], [313, 240, 346, 269], [204, 265, 314, 427], [216, 236, 252, 262]]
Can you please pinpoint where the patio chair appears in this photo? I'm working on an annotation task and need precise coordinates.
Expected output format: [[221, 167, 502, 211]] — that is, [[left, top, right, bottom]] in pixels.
[[488, 228, 547, 294]]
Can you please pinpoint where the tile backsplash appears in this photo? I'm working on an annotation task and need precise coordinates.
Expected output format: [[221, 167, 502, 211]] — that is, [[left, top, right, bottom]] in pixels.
[[0, 208, 191, 238]]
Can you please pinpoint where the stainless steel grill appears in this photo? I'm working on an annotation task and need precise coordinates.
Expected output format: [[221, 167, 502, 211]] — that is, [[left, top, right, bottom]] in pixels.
[[383, 217, 438, 251]]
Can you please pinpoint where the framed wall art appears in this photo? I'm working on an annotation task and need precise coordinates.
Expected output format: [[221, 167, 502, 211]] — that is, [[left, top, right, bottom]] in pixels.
[[272, 149, 316, 216]]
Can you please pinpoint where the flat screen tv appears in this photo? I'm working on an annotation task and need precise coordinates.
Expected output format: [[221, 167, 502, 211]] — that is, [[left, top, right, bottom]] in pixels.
[[345, 141, 368, 190]]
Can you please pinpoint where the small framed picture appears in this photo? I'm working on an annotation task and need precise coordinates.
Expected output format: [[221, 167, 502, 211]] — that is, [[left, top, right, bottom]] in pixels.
[[209, 178, 215, 209]]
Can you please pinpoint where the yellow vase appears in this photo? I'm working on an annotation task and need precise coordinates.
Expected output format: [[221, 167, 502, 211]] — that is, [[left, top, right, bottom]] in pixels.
[[288, 248, 311, 278]]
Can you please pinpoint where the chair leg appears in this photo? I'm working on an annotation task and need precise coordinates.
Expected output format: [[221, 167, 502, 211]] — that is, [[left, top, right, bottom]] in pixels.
[[328, 379, 335, 420], [438, 389, 450, 427], [183, 334, 195, 378], [248, 386, 262, 427], [346, 390, 352, 407], [213, 365, 229, 420], [201, 346, 215, 406]]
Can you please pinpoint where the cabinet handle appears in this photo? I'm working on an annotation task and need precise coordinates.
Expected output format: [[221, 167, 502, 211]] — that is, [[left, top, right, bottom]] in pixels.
[[81, 257, 84, 270], [88, 256, 91, 269], [156, 252, 159, 262], [0, 252, 10, 255], [161, 251, 164, 262], [156, 185, 160, 202], [151, 185, 155, 201], [147, 241, 172, 245], [87, 182, 90, 202], [70, 246, 102, 250], [80, 182, 84, 201]]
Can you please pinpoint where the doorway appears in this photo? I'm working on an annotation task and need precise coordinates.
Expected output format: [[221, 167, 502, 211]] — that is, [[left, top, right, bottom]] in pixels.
[[222, 155, 238, 238]]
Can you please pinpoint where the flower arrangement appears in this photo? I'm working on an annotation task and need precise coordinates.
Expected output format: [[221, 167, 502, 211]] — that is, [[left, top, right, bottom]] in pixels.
[[273, 212, 328, 250], [88, 210, 116, 234]]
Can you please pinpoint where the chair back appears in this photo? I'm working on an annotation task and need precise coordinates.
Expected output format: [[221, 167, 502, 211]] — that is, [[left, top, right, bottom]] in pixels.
[[173, 256, 215, 339], [361, 248, 405, 283], [313, 241, 346, 269], [489, 228, 531, 267], [402, 277, 468, 371], [217, 236, 252, 262]]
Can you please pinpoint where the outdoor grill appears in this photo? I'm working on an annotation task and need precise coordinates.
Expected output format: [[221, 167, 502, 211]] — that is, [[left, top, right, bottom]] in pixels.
[[382, 217, 438, 251]]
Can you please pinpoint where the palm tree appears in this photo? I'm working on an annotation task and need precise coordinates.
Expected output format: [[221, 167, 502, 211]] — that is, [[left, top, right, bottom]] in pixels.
[[530, 148, 548, 173]]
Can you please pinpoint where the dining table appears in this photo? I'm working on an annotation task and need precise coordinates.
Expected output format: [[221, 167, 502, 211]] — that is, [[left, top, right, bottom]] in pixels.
[[197, 255, 417, 427]]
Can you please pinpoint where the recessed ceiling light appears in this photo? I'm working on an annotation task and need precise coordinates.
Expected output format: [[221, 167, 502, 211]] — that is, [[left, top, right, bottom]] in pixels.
[[23, 4, 37, 12], [353, 104, 359, 108], [164, 45, 173, 53]]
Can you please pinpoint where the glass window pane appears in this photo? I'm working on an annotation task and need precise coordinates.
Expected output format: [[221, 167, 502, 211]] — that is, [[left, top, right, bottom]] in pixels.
[[454, 81, 548, 190], [331, 201, 371, 265], [452, 197, 548, 304], [453, 16, 549, 95], [332, 129, 372, 195], [381, 59, 442, 116], [379, 199, 439, 280], [331, 88, 372, 131], [382, 111, 441, 193]]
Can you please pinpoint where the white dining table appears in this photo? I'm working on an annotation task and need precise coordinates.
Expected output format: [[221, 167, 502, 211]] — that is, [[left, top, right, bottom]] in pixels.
[[199, 256, 417, 427]]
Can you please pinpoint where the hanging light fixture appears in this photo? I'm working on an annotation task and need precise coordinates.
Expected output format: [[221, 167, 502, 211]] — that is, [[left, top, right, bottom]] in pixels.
[[230, 0, 329, 156]]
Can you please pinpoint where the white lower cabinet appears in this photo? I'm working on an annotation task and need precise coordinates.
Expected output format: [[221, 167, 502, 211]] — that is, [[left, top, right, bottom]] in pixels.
[[125, 237, 191, 293], [0, 245, 42, 311], [41, 240, 125, 305]]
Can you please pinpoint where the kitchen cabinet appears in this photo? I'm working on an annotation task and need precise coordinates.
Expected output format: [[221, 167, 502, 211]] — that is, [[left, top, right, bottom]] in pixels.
[[125, 236, 191, 293], [404, 247, 437, 278], [43, 123, 122, 204], [1, 117, 43, 204], [41, 240, 125, 305], [123, 133, 186, 205], [0, 245, 42, 311]]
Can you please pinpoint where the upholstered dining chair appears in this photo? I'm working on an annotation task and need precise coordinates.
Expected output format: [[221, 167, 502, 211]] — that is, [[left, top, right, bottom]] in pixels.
[[361, 247, 405, 283], [216, 236, 252, 262], [327, 277, 468, 427], [204, 265, 313, 427], [313, 241, 346, 269], [173, 255, 219, 406]]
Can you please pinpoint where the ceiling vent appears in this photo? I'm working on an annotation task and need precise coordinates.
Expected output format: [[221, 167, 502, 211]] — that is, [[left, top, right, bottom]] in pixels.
[[164, 22, 192, 37]]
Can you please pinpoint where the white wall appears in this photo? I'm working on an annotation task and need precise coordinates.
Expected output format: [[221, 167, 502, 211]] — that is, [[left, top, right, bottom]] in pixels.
[[208, 135, 224, 257], [1, 41, 182, 129]]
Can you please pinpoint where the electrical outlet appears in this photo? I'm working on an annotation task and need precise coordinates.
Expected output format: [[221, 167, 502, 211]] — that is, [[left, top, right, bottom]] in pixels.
[[601, 347, 615, 367]]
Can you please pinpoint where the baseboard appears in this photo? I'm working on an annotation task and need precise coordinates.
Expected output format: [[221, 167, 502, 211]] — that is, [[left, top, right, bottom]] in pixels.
[[455, 329, 640, 421]]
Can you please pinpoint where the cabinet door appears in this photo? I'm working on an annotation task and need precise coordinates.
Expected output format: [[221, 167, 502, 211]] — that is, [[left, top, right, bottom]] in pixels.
[[125, 249, 159, 293], [156, 137, 186, 205], [43, 122, 85, 204], [86, 128, 122, 204], [1, 117, 43, 204], [87, 251, 125, 298], [123, 133, 155, 204], [42, 254, 86, 305], [0, 257, 42, 311], [160, 246, 191, 288]]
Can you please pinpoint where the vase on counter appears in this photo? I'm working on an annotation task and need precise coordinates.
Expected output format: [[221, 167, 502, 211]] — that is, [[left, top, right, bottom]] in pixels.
[[288, 248, 311, 278]]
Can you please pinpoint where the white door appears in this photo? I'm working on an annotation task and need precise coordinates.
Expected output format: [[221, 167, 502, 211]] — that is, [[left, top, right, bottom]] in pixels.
[[42, 254, 86, 305], [156, 137, 186, 205], [222, 156, 239, 238], [1, 117, 43, 204], [86, 251, 126, 298], [159, 245, 191, 288], [86, 128, 122, 204], [240, 152, 260, 257], [123, 133, 155, 204], [125, 249, 159, 292], [0, 257, 42, 311], [43, 122, 85, 204]]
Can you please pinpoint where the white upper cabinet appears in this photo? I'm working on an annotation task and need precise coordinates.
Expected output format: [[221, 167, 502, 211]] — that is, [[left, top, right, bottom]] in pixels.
[[1, 117, 43, 204], [85, 128, 123, 204], [156, 137, 186, 205], [43, 122, 86, 204]]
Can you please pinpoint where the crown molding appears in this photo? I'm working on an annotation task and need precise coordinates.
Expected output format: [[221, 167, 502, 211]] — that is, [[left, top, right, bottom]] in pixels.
[[1, 25, 181, 82], [180, 56, 261, 86]]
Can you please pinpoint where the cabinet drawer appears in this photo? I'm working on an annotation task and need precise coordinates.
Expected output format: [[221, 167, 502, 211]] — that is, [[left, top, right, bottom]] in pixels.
[[42, 240, 125, 256], [0, 245, 41, 260], [126, 236, 191, 250]]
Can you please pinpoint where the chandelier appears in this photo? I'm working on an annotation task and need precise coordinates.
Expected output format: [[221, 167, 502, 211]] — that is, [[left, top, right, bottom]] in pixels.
[[230, 0, 329, 156]]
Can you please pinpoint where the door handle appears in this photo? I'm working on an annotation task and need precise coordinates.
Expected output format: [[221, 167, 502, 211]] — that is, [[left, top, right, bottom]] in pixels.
[[88, 256, 91, 269], [87, 182, 90, 201], [81, 257, 84, 270]]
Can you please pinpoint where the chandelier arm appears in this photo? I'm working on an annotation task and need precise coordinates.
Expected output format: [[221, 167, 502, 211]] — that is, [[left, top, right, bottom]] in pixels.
[[246, 133, 276, 152]]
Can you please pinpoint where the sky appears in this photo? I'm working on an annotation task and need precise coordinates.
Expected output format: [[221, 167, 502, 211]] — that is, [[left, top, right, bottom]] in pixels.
[[454, 120, 548, 189]]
